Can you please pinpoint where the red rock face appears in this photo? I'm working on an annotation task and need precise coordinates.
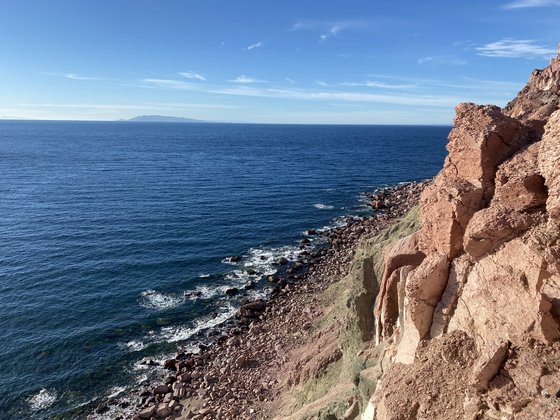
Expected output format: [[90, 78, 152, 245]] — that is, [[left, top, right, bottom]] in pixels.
[[370, 46, 560, 419], [504, 49, 560, 133]]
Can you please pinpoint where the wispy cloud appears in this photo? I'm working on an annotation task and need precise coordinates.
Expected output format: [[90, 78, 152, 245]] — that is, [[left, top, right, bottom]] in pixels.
[[284, 77, 296, 84], [227, 75, 268, 84], [291, 19, 367, 43], [476, 39, 556, 58], [245, 41, 264, 51], [41, 72, 100, 80], [503, 0, 560, 9], [314, 80, 329, 87], [66, 73, 100, 80], [339, 80, 417, 90], [140, 78, 194, 89], [18, 102, 240, 110], [417, 56, 467, 66], [178, 71, 206, 81]]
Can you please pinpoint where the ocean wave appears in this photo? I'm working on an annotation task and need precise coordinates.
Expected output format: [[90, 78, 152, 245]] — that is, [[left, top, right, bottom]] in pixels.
[[28, 388, 57, 411], [314, 203, 334, 210], [107, 386, 126, 399], [120, 340, 147, 352], [158, 304, 237, 343], [183, 284, 231, 300], [198, 273, 210, 278], [138, 290, 184, 310]]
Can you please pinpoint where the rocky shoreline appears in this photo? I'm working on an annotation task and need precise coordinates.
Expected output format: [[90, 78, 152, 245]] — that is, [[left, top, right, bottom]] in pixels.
[[126, 181, 427, 420]]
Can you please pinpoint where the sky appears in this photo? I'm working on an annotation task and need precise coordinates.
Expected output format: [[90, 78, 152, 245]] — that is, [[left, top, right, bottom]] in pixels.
[[1, 0, 560, 124]]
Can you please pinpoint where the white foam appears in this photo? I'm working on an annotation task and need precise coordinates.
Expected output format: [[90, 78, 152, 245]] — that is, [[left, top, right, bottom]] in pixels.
[[107, 386, 126, 399], [158, 304, 237, 343], [138, 289, 184, 310], [121, 340, 147, 352], [314, 203, 334, 210], [184, 284, 231, 300], [198, 273, 210, 278], [28, 388, 57, 412]]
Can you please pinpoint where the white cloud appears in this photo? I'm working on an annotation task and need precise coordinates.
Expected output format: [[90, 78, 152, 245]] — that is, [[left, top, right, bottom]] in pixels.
[[140, 78, 194, 89], [503, 0, 560, 9], [178, 71, 206, 81], [417, 56, 467, 66], [417, 57, 434, 64], [291, 19, 367, 43], [227, 75, 267, 84], [65, 73, 99, 80], [18, 102, 239, 110], [41, 72, 100, 80], [476, 39, 556, 58], [314, 80, 329, 87], [339, 80, 417, 90], [284, 77, 296, 84], [245, 41, 264, 50]]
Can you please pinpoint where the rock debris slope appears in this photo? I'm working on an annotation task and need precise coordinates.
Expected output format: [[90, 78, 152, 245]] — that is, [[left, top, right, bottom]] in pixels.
[[368, 47, 560, 419]]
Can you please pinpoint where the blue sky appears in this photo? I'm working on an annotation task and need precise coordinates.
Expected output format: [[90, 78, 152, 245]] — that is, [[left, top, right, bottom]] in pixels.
[[1, 0, 559, 124]]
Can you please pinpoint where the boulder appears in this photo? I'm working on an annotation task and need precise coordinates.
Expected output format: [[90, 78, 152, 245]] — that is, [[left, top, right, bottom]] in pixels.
[[419, 174, 484, 258], [444, 103, 531, 192], [494, 143, 547, 212], [396, 252, 449, 364], [153, 384, 170, 395], [464, 205, 540, 258], [137, 405, 156, 419]]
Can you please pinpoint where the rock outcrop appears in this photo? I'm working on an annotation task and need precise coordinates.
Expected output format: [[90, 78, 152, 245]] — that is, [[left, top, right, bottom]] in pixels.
[[366, 46, 560, 419]]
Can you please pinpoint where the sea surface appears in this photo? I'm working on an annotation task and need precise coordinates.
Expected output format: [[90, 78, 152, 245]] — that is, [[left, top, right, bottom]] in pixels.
[[0, 121, 449, 419]]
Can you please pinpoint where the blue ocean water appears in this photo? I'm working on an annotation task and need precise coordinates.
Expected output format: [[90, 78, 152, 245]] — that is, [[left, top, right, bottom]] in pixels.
[[0, 121, 449, 418]]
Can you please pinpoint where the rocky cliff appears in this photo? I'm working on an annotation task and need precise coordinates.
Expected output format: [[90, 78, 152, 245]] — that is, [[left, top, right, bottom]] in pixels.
[[367, 49, 560, 419]]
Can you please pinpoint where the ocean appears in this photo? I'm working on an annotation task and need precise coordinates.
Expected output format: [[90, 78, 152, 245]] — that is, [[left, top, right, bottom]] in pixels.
[[0, 121, 449, 419]]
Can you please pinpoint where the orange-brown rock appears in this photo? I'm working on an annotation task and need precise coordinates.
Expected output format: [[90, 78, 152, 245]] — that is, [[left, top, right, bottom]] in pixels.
[[419, 174, 484, 258], [463, 205, 540, 258], [504, 47, 560, 132], [494, 142, 547, 212], [395, 252, 449, 364], [374, 233, 425, 342], [539, 109, 560, 219], [368, 45, 560, 420], [444, 103, 531, 191]]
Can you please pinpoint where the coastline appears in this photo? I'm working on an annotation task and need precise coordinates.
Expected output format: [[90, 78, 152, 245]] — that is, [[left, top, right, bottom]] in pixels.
[[125, 181, 427, 420]]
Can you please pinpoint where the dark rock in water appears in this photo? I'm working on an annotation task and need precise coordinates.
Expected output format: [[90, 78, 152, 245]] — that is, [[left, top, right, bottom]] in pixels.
[[96, 405, 110, 414], [239, 299, 267, 318], [242, 300, 266, 311], [278, 279, 287, 288], [163, 359, 176, 371], [198, 343, 209, 351], [154, 384, 171, 395], [246, 268, 257, 275], [300, 238, 311, 244], [244, 281, 256, 290], [225, 287, 239, 296], [278, 257, 289, 265], [140, 358, 159, 366], [306, 229, 318, 235], [228, 255, 242, 263], [260, 255, 267, 260]]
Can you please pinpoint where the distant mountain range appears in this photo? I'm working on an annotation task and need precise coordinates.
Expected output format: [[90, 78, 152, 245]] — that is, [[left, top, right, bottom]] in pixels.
[[122, 115, 205, 123]]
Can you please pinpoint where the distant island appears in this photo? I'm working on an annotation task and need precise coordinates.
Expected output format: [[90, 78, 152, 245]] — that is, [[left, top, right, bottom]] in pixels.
[[122, 115, 205, 123]]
